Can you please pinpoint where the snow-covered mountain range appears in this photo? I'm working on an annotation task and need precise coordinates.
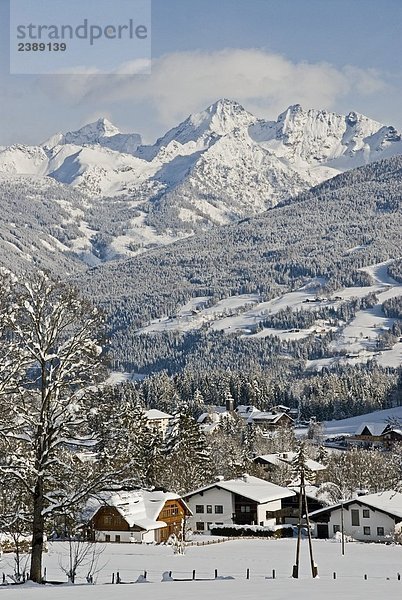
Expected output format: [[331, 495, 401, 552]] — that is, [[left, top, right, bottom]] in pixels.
[[0, 99, 401, 264]]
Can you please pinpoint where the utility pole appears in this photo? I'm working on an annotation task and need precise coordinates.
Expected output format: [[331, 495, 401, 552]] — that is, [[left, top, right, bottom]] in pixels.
[[340, 499, 345, 556], [292, 442, 318, 578]]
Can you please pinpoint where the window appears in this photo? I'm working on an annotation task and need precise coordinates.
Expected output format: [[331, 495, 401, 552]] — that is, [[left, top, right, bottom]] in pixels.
[[377, 527, 385, 536], [104, 515, 112, 525], [363, 526, 371, 536], [351, 509, 360, 526], [115, 535, 121, 543], [363, 509, 370, 518], [333, 525, 340, 534], [215, 505, 224, 514], [105, 534, 110, 542], [196, 505, 204, 513], [196, 522, 205, 531], [240, 505, 251, 513], [207, 505, 212, 514]]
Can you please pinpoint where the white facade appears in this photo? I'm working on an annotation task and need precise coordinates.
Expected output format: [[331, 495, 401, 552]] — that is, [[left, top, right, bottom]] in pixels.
[[94, 529, 157, 543], [144, 409, 172, 439], [186, 487, 233, 532], [186, 488, 284, 532], [314, 502, 397, 542]]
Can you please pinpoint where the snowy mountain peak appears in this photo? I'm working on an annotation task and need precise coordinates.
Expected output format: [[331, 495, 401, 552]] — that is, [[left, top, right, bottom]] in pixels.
[[42, 118, 142, 155], [135, 98, 256, 161], [183, 98, 256, 139], [63, 118, 121, 145]]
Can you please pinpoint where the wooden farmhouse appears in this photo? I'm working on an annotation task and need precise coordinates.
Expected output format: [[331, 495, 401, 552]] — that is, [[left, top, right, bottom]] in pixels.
[[350, 422, 402, 448], [83, 490, 191, 543]]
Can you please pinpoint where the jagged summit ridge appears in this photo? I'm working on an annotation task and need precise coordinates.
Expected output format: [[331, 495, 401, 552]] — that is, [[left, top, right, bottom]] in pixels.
[[249, 103, 402, 167], [1, 99, 402, 245]]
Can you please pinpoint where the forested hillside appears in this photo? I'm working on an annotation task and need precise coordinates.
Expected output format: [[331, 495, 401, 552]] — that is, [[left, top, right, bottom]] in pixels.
[[75, 155, 402, 375]]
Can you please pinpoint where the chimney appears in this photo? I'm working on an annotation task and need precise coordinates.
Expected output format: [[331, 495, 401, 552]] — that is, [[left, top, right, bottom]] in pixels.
[[226, 396, 234, 412]]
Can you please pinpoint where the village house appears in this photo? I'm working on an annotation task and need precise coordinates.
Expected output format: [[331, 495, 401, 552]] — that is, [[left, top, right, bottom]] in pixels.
[[308, 490, 402, 542], [83, 489, 191, 543], [197, 402, 294, 434], [144, 409, 173, 439], [197, 406, 231, 434], [183, 474, 295, 533], [235, 405, 294, 430], [254, 452, 326, 484], [279, 484, 328, 524], [350, 422, 402, 448]]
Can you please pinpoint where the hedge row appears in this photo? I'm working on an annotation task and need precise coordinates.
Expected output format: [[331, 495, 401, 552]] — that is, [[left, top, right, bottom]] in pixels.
[[209, 526, 293, 538]]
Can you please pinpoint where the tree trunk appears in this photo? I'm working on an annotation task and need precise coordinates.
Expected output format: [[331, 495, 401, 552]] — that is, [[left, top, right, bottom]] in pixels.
[[30, 479, 44, 583]]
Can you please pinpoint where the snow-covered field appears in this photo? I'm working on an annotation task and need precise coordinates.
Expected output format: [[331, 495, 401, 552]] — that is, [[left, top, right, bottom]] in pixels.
[[2, 538, 402, 599], [324, 405, 402, 436]]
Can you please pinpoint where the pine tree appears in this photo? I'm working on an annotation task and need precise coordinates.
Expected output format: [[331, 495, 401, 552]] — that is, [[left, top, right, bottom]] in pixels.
[[162, 412, 212, 494]]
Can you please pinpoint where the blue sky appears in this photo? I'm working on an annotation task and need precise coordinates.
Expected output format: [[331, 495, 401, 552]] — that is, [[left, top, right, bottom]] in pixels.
[[1, 0, 402, 145]]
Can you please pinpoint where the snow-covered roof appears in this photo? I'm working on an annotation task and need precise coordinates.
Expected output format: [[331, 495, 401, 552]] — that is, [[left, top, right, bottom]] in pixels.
[[235, 405, 259, 417], [185, 474, 295, 504], [354, 422, 389, 436], [288, 484, 329, 503], [255, 452, 326, 472], [197, 409, 231, 424], [249, 412, 282, 423], [83, 489, 189, 531], [309, 490, 402, 521], [144, 409, 173, 421]]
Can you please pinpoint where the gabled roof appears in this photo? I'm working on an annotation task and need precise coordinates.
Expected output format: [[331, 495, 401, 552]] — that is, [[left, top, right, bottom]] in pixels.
[[255, 452, 326, 472], [144, 409, 173, 421], [197, 409, 231, 424], [288, 484, 330, 504], [309, 490, 402, 521], [250, 411, 292, 424], [83, 489, 190, 531], [354, 422, 389, 436], [184, 474, 295, 504]]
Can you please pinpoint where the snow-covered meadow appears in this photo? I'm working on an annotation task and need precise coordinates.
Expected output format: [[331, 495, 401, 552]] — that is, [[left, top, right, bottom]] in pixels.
[[1, 538, 402, 599], [138, 259, 402, 369]]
